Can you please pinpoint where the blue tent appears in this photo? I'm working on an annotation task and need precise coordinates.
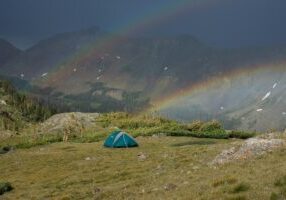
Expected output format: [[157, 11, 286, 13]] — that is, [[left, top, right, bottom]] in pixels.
[[104, 131, 138, 148]]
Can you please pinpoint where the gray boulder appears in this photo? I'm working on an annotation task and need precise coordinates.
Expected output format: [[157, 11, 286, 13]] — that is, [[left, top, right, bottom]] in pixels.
[[39, 112, 100, 134], [211, 137, 285, 165]]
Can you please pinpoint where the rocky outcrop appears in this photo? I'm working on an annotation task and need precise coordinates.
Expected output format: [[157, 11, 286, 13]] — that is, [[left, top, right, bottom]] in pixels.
[[39, 112, 100, 134], [211, 137, 285, 165]]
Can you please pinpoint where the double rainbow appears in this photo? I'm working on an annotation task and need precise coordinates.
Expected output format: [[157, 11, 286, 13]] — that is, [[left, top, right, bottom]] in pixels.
[[148, 63, 286, 113]]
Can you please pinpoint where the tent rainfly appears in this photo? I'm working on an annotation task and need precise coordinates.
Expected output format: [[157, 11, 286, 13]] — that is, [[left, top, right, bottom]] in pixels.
[[104, 131, 138, 148]]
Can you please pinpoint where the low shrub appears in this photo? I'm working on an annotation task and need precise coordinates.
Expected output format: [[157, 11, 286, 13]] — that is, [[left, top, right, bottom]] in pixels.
[[189, 129, 228, 139], [0, 182, 13, 195], [270, 192, 279, 200], [0, 146, 12, 154], [97, 113, 253, 139], [187, 120, 204, 132], [199, 120, 223, 132], [271, 175, 286, 199], [270, 188, 286, 200], [229, 130, 256, 139]]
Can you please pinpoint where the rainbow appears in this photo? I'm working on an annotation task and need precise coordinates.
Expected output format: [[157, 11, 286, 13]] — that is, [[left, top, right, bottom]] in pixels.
[[52, 0, 226, 70], [147, 62, 286, 113]]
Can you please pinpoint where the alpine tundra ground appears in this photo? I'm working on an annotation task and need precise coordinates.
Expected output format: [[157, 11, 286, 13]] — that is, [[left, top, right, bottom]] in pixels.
[[1, 136, 286, 200]]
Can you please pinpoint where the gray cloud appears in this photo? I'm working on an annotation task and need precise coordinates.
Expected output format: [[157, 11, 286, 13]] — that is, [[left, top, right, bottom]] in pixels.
[[1, 0, 286, 49]]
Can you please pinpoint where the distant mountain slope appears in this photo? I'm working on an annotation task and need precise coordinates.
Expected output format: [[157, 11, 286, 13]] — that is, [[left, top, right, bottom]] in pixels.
[[0, 27, 105, 80], [158, 67, 286, 131], [2, 29, 286, 100], [1, 28, 286, 130], [0, 39, 21, 67]]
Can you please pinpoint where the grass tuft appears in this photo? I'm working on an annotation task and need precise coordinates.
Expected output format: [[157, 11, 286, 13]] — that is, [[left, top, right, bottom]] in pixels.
[[274, 175, 286, 187], [230, 183, 250, 193], [212, 177, 238, 187], [271, 175, 286, 200], [227, 196, 247, 200]]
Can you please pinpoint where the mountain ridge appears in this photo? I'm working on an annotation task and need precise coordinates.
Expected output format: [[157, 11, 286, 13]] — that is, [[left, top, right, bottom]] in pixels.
[[0, 39, 22, 68]]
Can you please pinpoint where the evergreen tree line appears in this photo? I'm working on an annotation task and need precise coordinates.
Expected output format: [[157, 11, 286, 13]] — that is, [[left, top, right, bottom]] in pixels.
[[0, 79, 57, 131]]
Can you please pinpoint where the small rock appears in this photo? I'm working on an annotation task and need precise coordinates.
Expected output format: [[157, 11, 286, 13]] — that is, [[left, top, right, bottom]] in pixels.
[[137, 152, 147, 161], [0, 100, 7, 105], [93, 187, 101, 193], [152, 133, 166, 138], [162, 153, 168, 158], [259, 132, 282, 139], [163, 183, 177, 191], [183, 181, 189, 185], [92, 187, 101, 199]]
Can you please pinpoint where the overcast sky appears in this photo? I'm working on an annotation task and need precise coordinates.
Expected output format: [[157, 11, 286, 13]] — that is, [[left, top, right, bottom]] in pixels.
[[1, 0, 286, 49]]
